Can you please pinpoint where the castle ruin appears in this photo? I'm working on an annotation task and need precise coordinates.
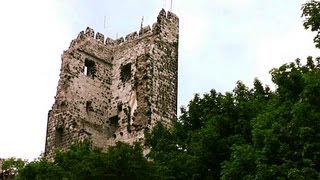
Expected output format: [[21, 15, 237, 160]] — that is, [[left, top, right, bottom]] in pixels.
[[44, 9, 179, 158]]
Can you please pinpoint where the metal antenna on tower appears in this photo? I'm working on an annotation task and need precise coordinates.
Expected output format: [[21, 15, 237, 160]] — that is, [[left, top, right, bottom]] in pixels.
[[140, 16, 144, 29]]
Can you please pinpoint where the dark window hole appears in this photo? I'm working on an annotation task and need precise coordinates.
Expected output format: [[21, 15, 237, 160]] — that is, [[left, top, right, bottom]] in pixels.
[[86, 101, 93, 112], [84, 59, 96, 79], [120, 63, 132, 82], [109, 115, 119, 126], [117, 103, 123, 112]]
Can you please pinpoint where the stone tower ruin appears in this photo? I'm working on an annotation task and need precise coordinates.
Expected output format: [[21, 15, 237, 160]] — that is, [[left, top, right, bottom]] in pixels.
[[44, 9, 179, 158]]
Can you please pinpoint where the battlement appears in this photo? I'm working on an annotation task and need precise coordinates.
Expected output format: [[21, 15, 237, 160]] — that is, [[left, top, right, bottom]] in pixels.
[[45, 8, 179, 159], [69, 9, 178, 49]]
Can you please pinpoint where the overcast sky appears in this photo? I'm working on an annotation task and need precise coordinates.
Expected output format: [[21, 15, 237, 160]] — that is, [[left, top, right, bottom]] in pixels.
[[0, 0, 319, 160]]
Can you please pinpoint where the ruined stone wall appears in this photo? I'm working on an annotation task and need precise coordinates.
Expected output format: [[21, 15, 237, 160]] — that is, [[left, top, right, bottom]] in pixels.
[[45, 9, 179, 158], [0, 159, 3, 172], [149, 10, 179, 128]]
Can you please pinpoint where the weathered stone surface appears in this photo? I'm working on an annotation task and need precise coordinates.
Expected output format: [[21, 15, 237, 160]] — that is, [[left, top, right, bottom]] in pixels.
[[0, 158, 3, 172], [44, 9, 179, 158]]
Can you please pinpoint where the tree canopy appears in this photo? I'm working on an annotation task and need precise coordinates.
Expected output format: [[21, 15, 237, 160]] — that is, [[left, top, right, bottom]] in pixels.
[[302, 0, 320, 48], [145, 57, 320, 179], [16, 141, 157, 180]]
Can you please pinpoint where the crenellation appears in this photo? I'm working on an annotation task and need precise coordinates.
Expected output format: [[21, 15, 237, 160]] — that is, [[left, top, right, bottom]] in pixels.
[[85, 27, 95, 38], [114, 37, 124, 45], [105, 37, 115, 46], [125, 31, 138, 41], [69, 40, 76, 48], [139, 25, 151, 36], [95, 32, 105, 43], [158, 8, 167, 19], [45, 9, 179, 159], [77, 31, 85, 40], [167, 11, 179, 22]]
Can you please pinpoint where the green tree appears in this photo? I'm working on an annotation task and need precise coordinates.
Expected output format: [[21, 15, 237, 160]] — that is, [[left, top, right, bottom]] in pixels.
[[147, 58, 320, 179], [17, 158, 64, 180], [222, 58, 320, 179], [302, 0, 320, 48], [105, 142, 155, 179], [1, 157, 26, 178], [54, 140, 108, 179], [145, 122, 202, 179], [17, 140, 156, 180], [2, 157, 26, 172], [146, 80, 271, 179]]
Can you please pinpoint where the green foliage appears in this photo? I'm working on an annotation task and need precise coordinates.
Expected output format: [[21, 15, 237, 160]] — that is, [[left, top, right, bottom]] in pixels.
[[221, 144, 257, 179], [1, 157, 26, 179], [17, 158, 64, 180], [104, 142, 154, 179], [145, 122, 202, 179], [16, 141, 157, 180], [146, 80, 271, 179], [302, 0, 320, 48], [146, 57, 320, 179], [2, 157, 26, 171], [53, 140, 108, 179], [222, 58, 320, 179]]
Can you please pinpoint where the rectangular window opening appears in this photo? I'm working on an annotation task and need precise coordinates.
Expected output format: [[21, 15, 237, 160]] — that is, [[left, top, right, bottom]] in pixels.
[[86, 101, 93, 112], [117, 103, 123, 112], [120, 63, 132, 82], [55, 129, 63, 148], [84, 59, 96, 79], [109, 115, 119, 127]]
